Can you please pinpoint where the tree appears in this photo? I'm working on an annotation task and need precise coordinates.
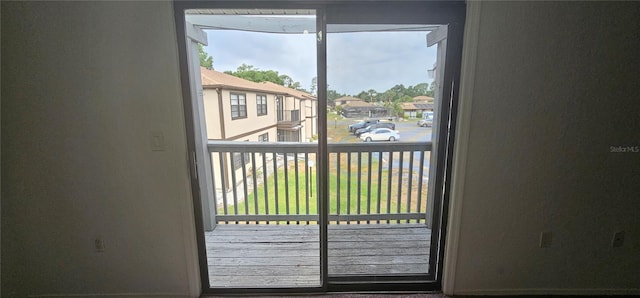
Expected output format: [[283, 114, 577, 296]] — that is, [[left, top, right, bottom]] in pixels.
[[290, 82, 302, 90], [353, 82, 437, 102], [390, 84, 407, 95], [379, 90, 397, 102], [198, 44, 213, 69], [384, 100, 403, 118], [356, 91, 368, 101], [327, 89, 345, 106], [407, 83, 429, 97], [427, 81, 436, 97], [225, 64, 310, 92], [366, 89, 378, 102], [225, 64, 285, 85], [355, 89, 378, 102], [280, 74, 306, 91], [280, 74, 294, 87], [310, 77, 317, 95], [398, 95, 414, 102]]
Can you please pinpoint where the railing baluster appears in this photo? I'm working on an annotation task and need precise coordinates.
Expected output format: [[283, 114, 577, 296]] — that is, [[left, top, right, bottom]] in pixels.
[[315, 156, 319, 221], [336, 152, 341, 225], [304, 152, 310, 225], [294, 154, 300, 225], [262, 152, 269, 224], [218, 152, 228, 224], [406, 150, 414, 223], [273, 151, 279, 225], [396, 151, 404, 224], [376, 151, 383, 224], [356, 152, 362, 224], [283, 153, 290, 225], [366, 151, 372, 224], [240, 152, 249, 224], [229, 152, 239, 224], [416, 149, 426, 223], [346, 152, 351, 224], [386, 152, 393, 224], [251, 152, 258, 224], [209, 152, 218, 222]]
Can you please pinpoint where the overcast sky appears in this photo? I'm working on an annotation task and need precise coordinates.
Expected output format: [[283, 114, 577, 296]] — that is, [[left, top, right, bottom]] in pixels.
[[203, 29, 436, 95]]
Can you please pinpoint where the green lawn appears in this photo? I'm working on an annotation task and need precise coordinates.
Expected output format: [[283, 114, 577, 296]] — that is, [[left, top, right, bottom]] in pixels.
[[218, 158, 427, 220]]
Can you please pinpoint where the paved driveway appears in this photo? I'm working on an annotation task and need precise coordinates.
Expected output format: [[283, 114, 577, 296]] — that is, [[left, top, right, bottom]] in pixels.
[[394, 121, 432, 142], [329, 118, 432, 143]]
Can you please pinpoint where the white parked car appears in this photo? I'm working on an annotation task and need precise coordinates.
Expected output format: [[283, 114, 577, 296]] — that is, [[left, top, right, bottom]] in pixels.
[[417, 118, 433, 127], [360, 128, 400, 142]]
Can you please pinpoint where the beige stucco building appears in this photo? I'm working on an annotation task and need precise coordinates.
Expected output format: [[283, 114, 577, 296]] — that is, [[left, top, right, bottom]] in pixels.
[[200, 67, 317, 143], [200, 67, 318, 191]]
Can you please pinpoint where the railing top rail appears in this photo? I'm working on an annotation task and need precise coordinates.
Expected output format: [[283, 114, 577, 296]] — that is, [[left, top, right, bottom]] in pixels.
[[208, 141, 317, 153], [328, 142, 432, 152], [207, 141, 432, 153]]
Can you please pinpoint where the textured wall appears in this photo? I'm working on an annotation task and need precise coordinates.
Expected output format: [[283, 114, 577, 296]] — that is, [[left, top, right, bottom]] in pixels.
[[2, 2, 199, 296], [452, 1, 640, 294]]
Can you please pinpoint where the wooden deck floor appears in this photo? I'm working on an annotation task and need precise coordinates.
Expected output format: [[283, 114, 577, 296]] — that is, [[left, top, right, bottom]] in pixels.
[[205, 224, 431, 288]]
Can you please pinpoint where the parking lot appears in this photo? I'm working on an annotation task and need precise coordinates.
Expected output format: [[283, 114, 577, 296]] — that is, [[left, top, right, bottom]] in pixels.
[[328, 118, 432, 143], [393, 121, 432, 142]]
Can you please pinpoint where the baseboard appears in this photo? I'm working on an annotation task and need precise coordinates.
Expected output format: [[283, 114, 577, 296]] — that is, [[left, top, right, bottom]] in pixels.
[[28, 293, 188, 298], [453, 288, 640, 296]]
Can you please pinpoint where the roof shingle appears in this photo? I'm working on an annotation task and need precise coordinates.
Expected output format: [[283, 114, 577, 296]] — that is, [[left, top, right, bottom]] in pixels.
[[200, 67, 314, 99]]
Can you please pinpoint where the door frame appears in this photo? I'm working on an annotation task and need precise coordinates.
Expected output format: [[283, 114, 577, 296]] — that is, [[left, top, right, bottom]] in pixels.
[[173, 1, 465, 294]]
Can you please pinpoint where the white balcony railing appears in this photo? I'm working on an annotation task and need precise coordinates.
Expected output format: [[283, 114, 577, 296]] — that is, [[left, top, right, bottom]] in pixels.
[[207, 141, 431, 224]]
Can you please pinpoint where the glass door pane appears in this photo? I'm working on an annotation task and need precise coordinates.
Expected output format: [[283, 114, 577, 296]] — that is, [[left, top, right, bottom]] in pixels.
[[326, 23, 441, 279], [185, 9, 320, 288]]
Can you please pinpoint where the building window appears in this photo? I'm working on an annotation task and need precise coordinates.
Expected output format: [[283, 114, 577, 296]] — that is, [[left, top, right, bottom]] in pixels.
[[258, 133, 269, 142], [256, 94, 268, 116], [231, 93, 247, 119]]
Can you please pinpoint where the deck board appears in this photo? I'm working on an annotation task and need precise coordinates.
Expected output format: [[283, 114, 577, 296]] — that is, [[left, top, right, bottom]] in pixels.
[[206, 224, 430, 288]]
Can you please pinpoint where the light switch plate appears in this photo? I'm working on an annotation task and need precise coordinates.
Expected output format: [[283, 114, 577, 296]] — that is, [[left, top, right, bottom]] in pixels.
[[150, 131, 165, 151], [95, 238, 105, 252]]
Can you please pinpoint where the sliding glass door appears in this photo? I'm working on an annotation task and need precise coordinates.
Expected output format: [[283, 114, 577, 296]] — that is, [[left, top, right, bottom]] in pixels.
[[174, 1, 465, 293], [180, 7, 321, 290], [324, 5, 462, 289], [326, 22, 436, 280]]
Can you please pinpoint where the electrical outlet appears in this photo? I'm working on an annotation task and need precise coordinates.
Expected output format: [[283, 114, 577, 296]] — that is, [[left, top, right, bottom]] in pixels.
[[612, 231, 625, 248], [95, 238, 105, 252], [539, 231, 552, 248]]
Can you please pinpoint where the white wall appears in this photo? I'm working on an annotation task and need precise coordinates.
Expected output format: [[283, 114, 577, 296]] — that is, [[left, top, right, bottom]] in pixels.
[[449, 1, 640, 295], [2, 1, 199, 297]]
